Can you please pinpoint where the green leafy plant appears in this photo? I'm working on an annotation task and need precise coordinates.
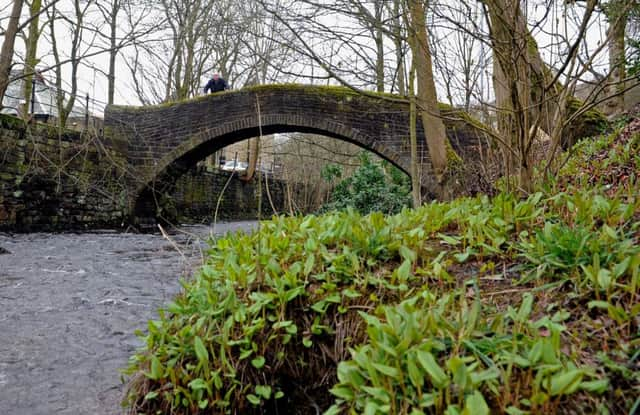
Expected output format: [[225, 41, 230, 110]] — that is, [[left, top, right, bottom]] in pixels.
[[326, 292, 607, 415], [123, 126, 640, 414], [321, 152, 411, 215]]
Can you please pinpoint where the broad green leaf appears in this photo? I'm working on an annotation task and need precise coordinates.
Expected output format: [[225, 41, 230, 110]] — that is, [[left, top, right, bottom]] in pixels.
[[417, 350, 449, 388], [588, 300, 610, 310], [444, 406, 461, 415], [579, 378, 609, 393], [330, 385, 355, 401], [166, 301, 182, 314], [597, 269, 612, 290], [364, 401, 380, 415], [324, 404, 343, 415], [469, 368, 499, 385], [396, 259, 412, 282], [304, 254, 315, 276], [251, 356, 266, 369], [547, 369, 584, 396], [273, 320, 293, 330], [399, 245, 417, 262], [447, 356, 468, 390], [454, 250, 472, 263], [528, 340, 544, 364], [341, 288, 362, 298], [407, 357, 424, 389], [194, 336, 209, 364], [462, 391, 489, 415], [149, 356, 163, 380], [438, 233, 461, 246], [361, 385, 390, 403], [285, 286, 306, 302], [189, 378, 210, 393], [516, 293, 533, 322], [372, 362, 400, 379], [255, 385, 272, 399], [246, 394, 261, 406], [420, 393, 436, 408], [143, 391, 158, 401], [505, 406, 529, 415], [613, 257, 631, 278], [603, 225, 618, 240]]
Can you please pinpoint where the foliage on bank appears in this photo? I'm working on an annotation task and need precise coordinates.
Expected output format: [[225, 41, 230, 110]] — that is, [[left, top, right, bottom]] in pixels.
[[320, 153, 411, 215], [124, 123, 640, 414]]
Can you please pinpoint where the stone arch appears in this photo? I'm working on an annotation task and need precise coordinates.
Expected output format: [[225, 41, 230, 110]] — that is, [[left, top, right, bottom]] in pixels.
[[147, 117, 407, 192], [104, 84, 486, 222], [132, 123, 409, 221]]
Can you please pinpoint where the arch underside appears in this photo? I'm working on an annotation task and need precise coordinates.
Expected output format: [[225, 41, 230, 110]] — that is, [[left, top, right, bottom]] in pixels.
[[132, 123, 415, 219]]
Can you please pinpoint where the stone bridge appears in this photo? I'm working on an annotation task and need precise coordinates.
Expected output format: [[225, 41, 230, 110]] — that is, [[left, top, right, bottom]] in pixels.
[[104, 84, 486, 218]]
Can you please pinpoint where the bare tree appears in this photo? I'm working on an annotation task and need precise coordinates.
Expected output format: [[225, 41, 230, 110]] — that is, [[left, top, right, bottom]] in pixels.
[[46, 0, 95, 128], [122, 0, 252, 103], [94, 0, 121, 105], [388, 0, 407, 95], [0, 0, 25, 109], [605, 0, 632, 114], [481, 0, 611, 191], [429, 0, 489, 112]]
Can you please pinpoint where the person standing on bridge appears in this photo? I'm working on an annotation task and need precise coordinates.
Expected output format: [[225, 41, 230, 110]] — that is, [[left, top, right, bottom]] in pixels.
[[204, 73, 228, 94]]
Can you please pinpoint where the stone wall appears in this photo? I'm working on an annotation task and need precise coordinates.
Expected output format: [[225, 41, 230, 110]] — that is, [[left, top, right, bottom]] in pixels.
[[0, 114, 130, 231], [172, 168, 288, 223], [0, 114, 290, 232]]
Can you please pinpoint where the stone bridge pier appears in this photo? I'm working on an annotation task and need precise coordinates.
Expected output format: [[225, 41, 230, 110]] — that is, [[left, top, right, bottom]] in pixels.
[[104, 84, 486, 221]]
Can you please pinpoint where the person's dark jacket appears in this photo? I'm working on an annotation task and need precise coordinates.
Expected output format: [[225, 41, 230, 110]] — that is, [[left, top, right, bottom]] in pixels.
[[204, 77, 228, 93]]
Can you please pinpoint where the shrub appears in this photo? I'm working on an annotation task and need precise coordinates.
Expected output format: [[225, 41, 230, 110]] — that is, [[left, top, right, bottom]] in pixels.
[[320, 153, 411, 215]]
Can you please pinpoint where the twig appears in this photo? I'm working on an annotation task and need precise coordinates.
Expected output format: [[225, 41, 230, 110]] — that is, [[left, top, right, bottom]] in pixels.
[[157, 223, 186, 261]]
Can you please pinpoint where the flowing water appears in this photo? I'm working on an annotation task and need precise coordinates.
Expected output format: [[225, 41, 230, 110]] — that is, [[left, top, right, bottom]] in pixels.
[[0, 222, 257, 415]]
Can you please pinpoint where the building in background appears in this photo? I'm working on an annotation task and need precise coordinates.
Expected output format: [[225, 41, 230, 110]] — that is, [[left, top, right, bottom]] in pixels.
[[1, 69, 91, 130]]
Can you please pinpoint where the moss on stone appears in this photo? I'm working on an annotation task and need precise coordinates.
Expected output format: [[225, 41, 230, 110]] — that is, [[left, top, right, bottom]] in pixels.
[[0, 113, 30, 132], [438, 103, 492, 133], [109, 84, 408, 112], [563, 97, 609, 147]]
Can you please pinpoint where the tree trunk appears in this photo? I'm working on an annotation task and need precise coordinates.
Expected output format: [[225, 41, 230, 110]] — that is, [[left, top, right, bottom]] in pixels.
[[107, 0, 120, 105], [484, 0, 554, 192], [246, 95, 262, 181], [0, 0, 25, 110], [408, 58, 421, 207], [607, 0, 628, 115], [374, 0, 384, 93], [245, 138, 260, 181], [408, 0, 449, 182], [486, 0, 523, 186], [22, 0, 42, 118], [48, 3, 66, 129], [393, 0, 406, 95], [484, 0, 605, 162]]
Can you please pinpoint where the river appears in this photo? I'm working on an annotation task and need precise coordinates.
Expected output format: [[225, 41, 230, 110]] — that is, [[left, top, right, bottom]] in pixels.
[[0, 222, 257, 415]]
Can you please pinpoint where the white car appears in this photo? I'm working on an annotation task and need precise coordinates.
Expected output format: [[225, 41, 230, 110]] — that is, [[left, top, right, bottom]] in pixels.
[[221, 160, 248, 172]]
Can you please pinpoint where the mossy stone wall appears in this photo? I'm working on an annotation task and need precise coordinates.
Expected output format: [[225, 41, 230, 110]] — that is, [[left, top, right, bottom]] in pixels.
[[0, 114, 130, 231], [172, 168, 288, 223], [0, 114, 289, 231]]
